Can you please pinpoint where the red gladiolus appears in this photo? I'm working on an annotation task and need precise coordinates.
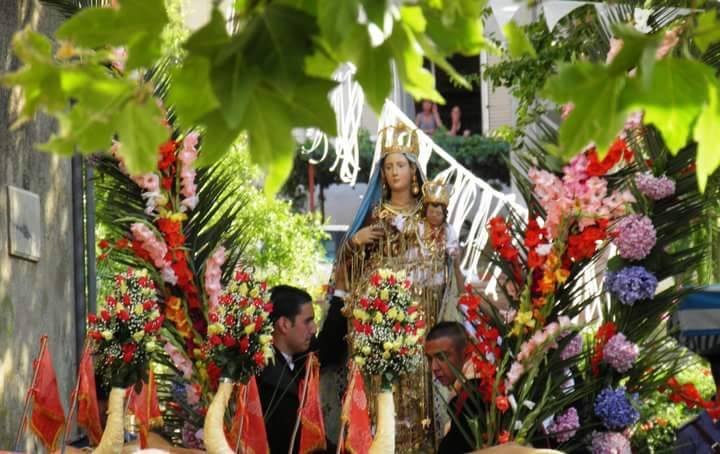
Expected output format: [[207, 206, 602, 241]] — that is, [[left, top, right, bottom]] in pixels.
[[528, 250, 545, 269], [260, 282, 267, 291], [161, 176, 173, 191], [591, 322, 617, 375], [497, 431, 510, 444], [116, 238, 129, 248], [98, 239, 110, 249], [496, 396, 509, 413]]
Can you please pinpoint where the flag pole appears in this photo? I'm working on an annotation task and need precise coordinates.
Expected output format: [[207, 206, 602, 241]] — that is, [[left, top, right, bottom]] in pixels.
[[14, 335, 49, 452], [234, 384, 249, 454], [288, 353, 315, 454], [60, 339, 89, 453]]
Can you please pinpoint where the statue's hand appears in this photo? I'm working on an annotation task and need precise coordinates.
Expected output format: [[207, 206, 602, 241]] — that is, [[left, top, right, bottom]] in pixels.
[[353, 225, 383, 246]]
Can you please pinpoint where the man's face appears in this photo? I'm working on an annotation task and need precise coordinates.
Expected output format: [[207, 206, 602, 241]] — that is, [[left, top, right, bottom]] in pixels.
[[282, 303, 317, 355], [425, 337, 464, 387]]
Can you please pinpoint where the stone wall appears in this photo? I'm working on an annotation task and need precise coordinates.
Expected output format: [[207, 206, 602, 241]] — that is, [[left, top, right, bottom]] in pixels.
[[0, 1, 78, 450]]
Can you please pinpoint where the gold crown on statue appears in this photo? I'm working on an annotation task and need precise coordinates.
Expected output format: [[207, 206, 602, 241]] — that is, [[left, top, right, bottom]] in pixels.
[[378, 123, 420, 158], [422, 180, 452, 206]]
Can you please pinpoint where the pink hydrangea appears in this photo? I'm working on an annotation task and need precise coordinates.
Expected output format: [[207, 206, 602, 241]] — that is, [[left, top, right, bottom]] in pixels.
[[635, 173, 675, 200], [603, 333, 639, 373], [591, 431, 631, 454], [612, 214, 656, 261]]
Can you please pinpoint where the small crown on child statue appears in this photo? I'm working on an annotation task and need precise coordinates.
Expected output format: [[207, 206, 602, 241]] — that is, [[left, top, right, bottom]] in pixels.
[[423, 180, 452, 206], [378, 123, 420, 158]]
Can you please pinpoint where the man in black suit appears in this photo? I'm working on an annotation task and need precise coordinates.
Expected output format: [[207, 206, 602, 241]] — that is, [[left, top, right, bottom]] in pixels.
[[425, 321, 484, 454], [260, 285, 339, 454]]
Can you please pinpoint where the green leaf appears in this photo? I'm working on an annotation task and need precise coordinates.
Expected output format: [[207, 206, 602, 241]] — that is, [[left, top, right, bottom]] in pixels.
[[695, 10, 720, 53], [183, 8, 230, 57], [2, 64, 64, 123], [317, 0, 359, 45], [545, 63, 626, 158], [400, 5, 427, 33], [621, 58, 713, 153], [504, 21, 536, 59], [417, 34, 471, 90], [115, 99, 169, 174], [388, 25, 443, 103], [168, 55, 221, 126], [355, 43, 393, 112], [693, 82, 720, 192], [196, 111, 242, 168], [211, 56, 261, 129], [11, 28, 53, 62], [608, 23, 659, 78], [56, 8, 118, 46], [280, 77, 339, 135]]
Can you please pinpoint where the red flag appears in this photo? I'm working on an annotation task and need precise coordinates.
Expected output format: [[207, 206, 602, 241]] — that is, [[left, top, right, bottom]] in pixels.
[[340, 365, 372, 454], [229, 376, 269, 454], [299, 354, 326, 454], [128, 369, 163, 448], [29, 337, 66, 452], [75, 348, 103, 445]]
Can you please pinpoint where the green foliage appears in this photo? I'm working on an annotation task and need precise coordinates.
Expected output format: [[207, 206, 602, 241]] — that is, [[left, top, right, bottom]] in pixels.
[[504, 21, 536, 59], [542, 17, 720, 191], [632, 358, 714, 452], [3, 0, 492, 194]]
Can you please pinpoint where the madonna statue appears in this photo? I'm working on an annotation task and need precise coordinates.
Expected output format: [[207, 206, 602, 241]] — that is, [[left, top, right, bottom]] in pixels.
[[329, 123, 453, 452]]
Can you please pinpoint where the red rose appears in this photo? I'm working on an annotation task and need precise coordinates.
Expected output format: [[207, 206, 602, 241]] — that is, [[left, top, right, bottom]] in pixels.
[[106, 296, 117, 306], [254, 317, 264, 331], [235, 272, 250, 282], [393, 322, 402, 333], [370, 273, 382, 287], [98, 239, 110, 249], [359, 298, 370, 309], [225, 315, 235, 326], [209, 313, 218, 323], [122, 343, 137, 363], [210, 335, 222, 346], [122, 295, 131, 306], [260, 282, 267, 291], [253, 351, 265, 366], [143, 301, 153, 311], [416, 320, 426, 329], [88, 314, 97, 324], [118, 310, 130, 322], [495, 396, 509, 413], [238, 337, 250, 353], [223, 335, 236, 347], [263, 303, 274, 314], [388, 275, 396, 286], [101, 310, 111, 322]]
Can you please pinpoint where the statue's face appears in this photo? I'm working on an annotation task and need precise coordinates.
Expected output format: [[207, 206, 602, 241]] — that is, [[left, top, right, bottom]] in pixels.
[[382, 153, 414, 194]]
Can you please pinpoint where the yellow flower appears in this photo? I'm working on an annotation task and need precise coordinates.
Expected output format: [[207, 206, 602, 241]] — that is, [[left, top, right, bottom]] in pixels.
[[169, 212, 187, 222], [374, 312, 383, 324], [244, 305, 256, 317], [56, 41, 76, 59], [101, 330, 113, 341], [382, 351, 391, 360], [405, 335, 419, 346], [263, 346, 274, 361], [353, 309, 368, 321], [354, 356, 366, 366], [145, 341, 158, 352], [260, 335, 273, 345], [361, 346, 371, 355], [515, 310, 535, 327], [393, 340, 402, 351], [133, 304, 143, 316], [239, 283, 248, 297], [250, 287, 259, 298], [244, 324, 255, 335], [115, 304, 124, 314], [546, 253, 560, 269], [555, 269, 570, 284], [417, 328, 426, 337], [396, 312, 406, 322], [409, 312, 418, 321], [379, 269, 390, 279], [120, 281, 128, 294], [132, 331, 145, 342], [380, 289, 390, 301], [387, 307, 398, 320], [383, 342, 393, 351]]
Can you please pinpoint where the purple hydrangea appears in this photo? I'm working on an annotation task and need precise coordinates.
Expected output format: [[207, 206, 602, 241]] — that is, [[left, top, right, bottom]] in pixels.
[[604, 266, 658, 305], [560, 334, 583, 361], [548, 407, 580, 443], [603, 333, 639, 373], [612, 214, 656, 261], [591, 431, 632, 454], [594, 387, 640, 430], [635, 173, 676, 200]]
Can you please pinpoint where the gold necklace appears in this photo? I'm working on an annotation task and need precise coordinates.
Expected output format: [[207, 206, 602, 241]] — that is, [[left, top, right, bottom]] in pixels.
[[382, 199, 421, 216]]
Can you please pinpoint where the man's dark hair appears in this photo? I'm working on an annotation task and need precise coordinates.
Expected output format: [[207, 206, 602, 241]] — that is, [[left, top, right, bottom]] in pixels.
[[269, 285, 313, 323], [426, 321, 468, 352]]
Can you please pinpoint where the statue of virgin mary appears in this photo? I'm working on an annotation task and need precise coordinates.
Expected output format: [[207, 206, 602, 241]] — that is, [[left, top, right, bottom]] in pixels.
[[329, 123, 451, 452]]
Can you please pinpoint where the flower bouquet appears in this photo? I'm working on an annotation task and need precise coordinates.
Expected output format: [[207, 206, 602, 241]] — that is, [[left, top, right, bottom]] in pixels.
[[349, 269, 425, 454], [203, 268, 274, 453], [86, 267, 163, 454]]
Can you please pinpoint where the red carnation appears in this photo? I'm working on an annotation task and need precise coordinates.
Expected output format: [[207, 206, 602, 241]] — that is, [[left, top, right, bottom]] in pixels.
[[209, 313, 218, 323], [235, 272, 250, 282], [388, 275, 396, 286], [106, 296, 117, 306], [260, 282, 267, 291], [210, 335, 222, 346], [263, 303, 273, 314], [118, 310, 130, 322], [370, 273, 382, 287], [225, 315, 235, 326], [223, 335, 236, 347], [254, 317, 264, 331], [359, 298, 370, 309], [101, 310, 111, 322], [238, 337, 250, 353], [122, 343, 137, 363], [88, 314, 97, 324], [393, 322, 402, 333], [143, 301, 153, 311], [253, 351, 265, 366], [122, 295, 131, 306]]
